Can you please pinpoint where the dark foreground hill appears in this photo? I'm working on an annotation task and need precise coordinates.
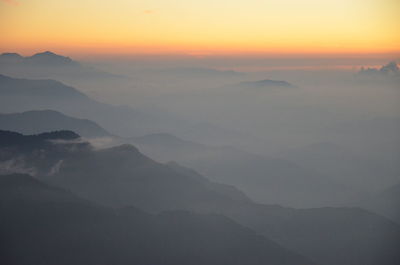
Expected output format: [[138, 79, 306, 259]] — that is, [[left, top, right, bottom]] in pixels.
[[0, 173, 312, 265], [1, 130, 399, 265], [0, 130, 80, 148], [0, 130, 251, 209]]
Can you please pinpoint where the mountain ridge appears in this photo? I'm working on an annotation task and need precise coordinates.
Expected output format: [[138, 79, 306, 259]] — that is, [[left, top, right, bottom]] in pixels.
[[130, 132, 360, 208], [1, 130, 399, 265], [0, 110, 112, 138], [1, 173, 313, 265]]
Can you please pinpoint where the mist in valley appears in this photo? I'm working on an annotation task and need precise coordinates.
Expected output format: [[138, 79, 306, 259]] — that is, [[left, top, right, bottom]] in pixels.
[[1, 50, 399, 265]]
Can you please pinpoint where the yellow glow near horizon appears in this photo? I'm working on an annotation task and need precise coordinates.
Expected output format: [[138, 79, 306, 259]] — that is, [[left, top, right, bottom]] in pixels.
[[0, 0, 399, 56]]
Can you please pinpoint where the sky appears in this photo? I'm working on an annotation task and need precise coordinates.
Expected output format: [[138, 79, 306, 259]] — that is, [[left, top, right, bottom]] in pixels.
[[0, 0, 399, 57]]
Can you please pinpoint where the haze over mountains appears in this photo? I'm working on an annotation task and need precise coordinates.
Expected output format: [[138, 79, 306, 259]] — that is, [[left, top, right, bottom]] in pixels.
[[279, 141, 400, 192], [0, 51, 399, 265], [0, 74, 179, 137], [130, 133, 360, 207], [0, 107, 369, 207], [0, 73, 250, 145], [359, 182, 400, 224], [1, 130, 399, 265]]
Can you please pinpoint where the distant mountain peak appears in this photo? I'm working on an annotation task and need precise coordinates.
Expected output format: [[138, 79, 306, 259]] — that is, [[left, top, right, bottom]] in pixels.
[[240, 79, 294, 88], [359, 61, 399, 76], [380, 61, 399, 74], [27, 51, 77, 66], [31, 51, 68, 58], [0, 52, 23, 58], [39, 51, 57, 55], [0, 51, 124, 80]]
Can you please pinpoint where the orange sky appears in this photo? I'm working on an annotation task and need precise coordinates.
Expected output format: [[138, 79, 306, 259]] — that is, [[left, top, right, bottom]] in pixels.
[[0, 0, 399, 57]]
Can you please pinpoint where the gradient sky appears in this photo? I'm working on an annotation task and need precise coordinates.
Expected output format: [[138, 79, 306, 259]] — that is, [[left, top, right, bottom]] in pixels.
[[0, 0, 399, 56]]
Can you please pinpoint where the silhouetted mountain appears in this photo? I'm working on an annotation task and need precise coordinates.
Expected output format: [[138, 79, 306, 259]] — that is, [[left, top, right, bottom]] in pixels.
[[0, 51, 123, 80], [130, 133, 359, 207], [52, 143, 256, 211], [0, 74, 239, 140], [1, 174, 313, 265], [0, 52, 23, 62], [381, 61, 400, 74], [0, 51, 75, 66], [0, 74, 161, 136], [25, 51, 78, 66], [212, 78, 295, 95], [0, 130, 88, 175], [0, 74, 87, 99], [0, 130, 80, 148], [0, 110, 111, 137], [1, 130, 399, 265], [0, 131, 250, 210], [358, 61, 399, 76]]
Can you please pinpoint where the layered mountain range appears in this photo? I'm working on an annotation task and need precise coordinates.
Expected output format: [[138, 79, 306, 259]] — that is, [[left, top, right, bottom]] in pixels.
[[1, 130, 399, 265], [1, 53, 399, 265]]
